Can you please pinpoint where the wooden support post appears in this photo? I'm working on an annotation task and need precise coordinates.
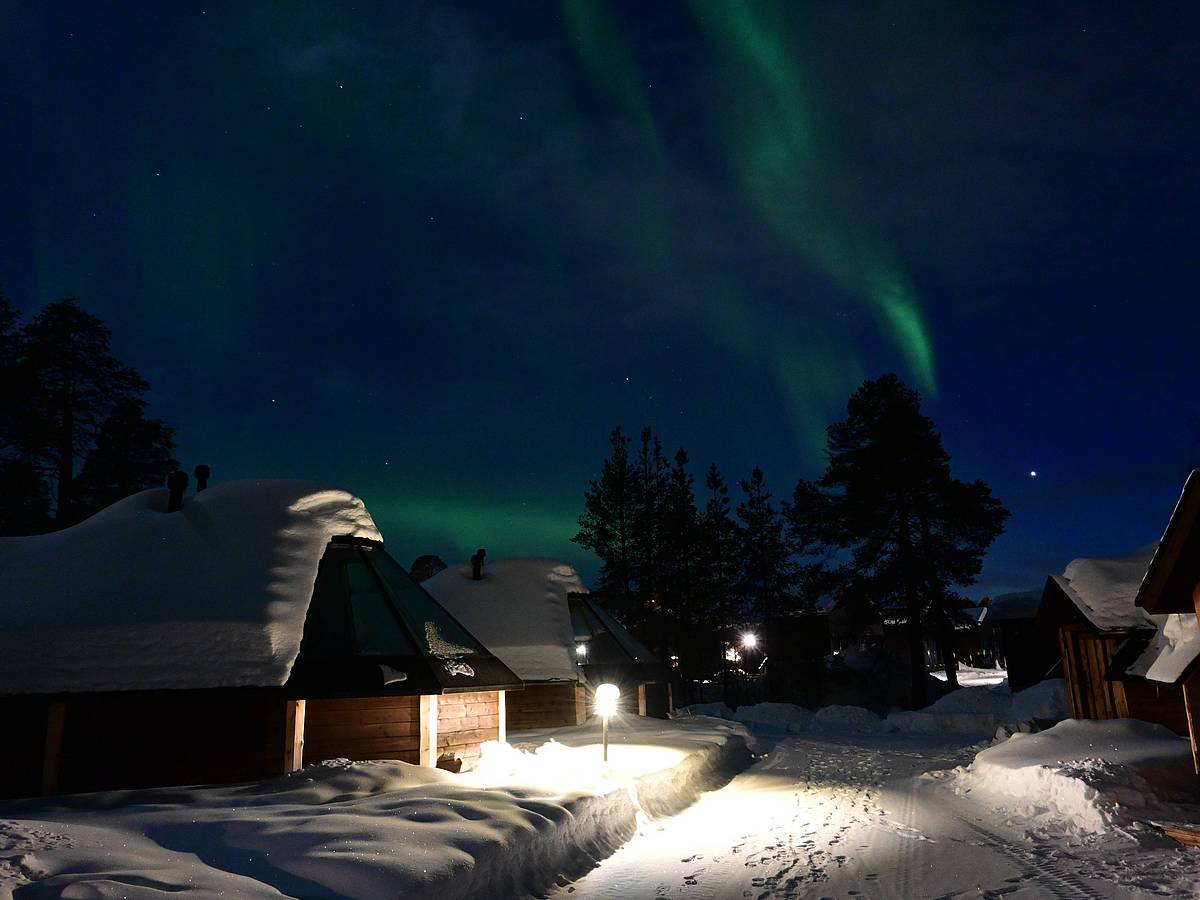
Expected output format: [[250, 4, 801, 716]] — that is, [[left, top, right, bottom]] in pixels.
[[497, 690, 507, 744], [41, 701, 66, 795], [419, 694, 439, 767], [667, 680, 674, 715], [1184, 675, 1200, 775], [637, 683, 648, 717], [574, 682, 587, 725], [283, 699, 306, 773]]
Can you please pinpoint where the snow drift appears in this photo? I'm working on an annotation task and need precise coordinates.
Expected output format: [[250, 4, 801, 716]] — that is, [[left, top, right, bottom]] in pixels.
[[950, 718, 1196, 834]]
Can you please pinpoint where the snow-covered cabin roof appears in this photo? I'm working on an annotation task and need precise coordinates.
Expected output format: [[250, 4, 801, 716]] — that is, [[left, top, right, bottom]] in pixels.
[[568, 593, 663, 672], [423, 559, 583, 683], [0, 481, 522, 697], [1046, 547, 1157, 632], [0, 481, 381, 695], [985, 590, 1042, 621], [1136, 470, 1200, 615], [1124, 614, 1200, 685]]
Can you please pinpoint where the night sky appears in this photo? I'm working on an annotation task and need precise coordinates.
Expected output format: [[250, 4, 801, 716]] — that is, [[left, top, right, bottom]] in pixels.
[[2, 3, 1198, 597]]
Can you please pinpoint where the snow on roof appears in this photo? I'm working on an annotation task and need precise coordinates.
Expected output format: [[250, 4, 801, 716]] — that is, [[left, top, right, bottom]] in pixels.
[[1126, 614, 1200, 685], [1051, 546, 1157, 632], [423, 559, 583, 683], [0, 480, 381, 695], [985, 590, 1041, 621]]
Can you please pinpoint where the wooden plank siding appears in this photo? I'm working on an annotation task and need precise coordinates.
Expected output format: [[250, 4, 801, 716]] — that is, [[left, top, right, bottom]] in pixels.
[[1059, 624, 1189, 736], [437, 690, 502, 772], [304, 695, 421, 766], [505, 683, 586, 731]]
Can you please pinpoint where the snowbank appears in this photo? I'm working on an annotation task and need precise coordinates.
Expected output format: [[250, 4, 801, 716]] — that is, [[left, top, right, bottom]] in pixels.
[[731, 702, 813, 734], [890, 680, 1066, 738], [0, 718, 752, 899], [950, 718, 1195, 834], [0, 481, 381, 694], [425, 559, 583, 683], [811, 704, 888, 733]]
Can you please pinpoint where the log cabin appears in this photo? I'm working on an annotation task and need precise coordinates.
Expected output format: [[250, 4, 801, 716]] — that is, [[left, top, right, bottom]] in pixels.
[[1126, 470, 1200, 772], [568, 591, 672, 718], [426, 556, 590, 730], [0, 479, 522, 799], [425, 556, 672, 730], [986, 589, 1058, 692], [1039, 546, 1187, 734]]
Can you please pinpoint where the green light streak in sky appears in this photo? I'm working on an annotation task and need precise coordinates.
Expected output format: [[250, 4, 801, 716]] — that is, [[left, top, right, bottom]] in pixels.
[[687, 0, 937, 394], [367, 494, 580, 561]]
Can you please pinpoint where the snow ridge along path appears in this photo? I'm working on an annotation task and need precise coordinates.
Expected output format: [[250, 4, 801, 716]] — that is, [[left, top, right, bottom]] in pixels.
[[0, 717, 753, 900]]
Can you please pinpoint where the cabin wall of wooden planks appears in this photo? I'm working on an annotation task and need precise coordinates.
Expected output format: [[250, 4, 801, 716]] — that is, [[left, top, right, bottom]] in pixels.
[[0, 691, 290, 798], [303, 695, 421, 766], [505, 683, 585, 731], [1059, 625, 1188, 735], [436, 690, 501, 772], [641, 681, 672, 719]]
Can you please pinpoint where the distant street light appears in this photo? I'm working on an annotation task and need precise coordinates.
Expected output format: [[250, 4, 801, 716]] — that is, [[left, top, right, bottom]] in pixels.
[[741, 632, 759, 650], [576, 643, 588, 660], [595, 683, 620, 762]]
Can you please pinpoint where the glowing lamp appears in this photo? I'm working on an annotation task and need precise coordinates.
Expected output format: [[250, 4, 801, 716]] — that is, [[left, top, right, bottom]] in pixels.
[[741, 632, 758, 650], [595, 682, 620, 717], [595, 682, 620, 762], [576, 643, 588, 659]]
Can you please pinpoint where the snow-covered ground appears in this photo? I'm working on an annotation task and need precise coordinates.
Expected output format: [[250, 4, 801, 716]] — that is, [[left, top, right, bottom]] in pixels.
[[6, 686, 1200, 898], [560, 704, 1200, 898], [0, 716, 751, 899]]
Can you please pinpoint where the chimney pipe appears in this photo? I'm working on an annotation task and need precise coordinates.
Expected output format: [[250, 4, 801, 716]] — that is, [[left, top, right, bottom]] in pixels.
[[166, 470, 189, 512], [194, 464, 211, 492], [471, 548, 486, 581]]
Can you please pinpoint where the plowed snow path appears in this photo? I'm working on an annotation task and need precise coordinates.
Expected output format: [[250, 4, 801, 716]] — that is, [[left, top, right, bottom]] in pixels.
[[555, 734, 1193, 899]]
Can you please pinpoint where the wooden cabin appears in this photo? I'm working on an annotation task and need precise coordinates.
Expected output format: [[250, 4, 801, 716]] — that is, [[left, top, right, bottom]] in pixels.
[[986, 590, 1058, 692], [1040, 547, 1186, 733], [0, 480, 522, 799], [1126, 470, 1200, 772], [426, 556, 589, 731], [568, 591, 672, 718]]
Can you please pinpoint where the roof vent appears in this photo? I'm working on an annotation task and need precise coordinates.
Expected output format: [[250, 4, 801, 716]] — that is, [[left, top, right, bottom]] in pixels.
[[471, 548, 486, 581], [166, 470, 188, 512], [194, 464, 211, 492]]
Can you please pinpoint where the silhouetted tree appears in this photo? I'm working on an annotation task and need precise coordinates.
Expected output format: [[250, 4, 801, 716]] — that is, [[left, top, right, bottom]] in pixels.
[[573, 426, 639, 623], [807, 375, 1009, 706], [659, 447, 702, 682], [699, 463, 740, 695], [736, 467, 797, 625], [71, 399, 178, 519], [0, 295, 179, 531]]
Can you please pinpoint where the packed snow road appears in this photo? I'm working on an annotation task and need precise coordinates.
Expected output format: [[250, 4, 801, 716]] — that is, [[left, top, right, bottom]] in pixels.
[[554, 731, 1192, 899]]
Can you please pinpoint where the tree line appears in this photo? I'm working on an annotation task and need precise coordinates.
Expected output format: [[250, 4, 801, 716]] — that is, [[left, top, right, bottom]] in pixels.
[[572, 374, 1010, 707], [0, 292, 178, 535]]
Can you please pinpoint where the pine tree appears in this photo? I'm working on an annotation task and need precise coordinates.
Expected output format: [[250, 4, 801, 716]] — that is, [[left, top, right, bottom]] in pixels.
[[21, 300, 152, 522], [699, 463, 740, 696], [659, 447, 702, 682], [72, 399, 178, 519], [735, 467, 796, 627], [0, 459, 51, 535], [813, 374, 1009, 706], [631, 427, 670, 638], [573, 426, 639, 623]]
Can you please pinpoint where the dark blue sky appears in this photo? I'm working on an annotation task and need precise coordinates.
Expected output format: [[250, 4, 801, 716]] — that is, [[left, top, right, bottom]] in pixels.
[[2, 2, 1198, 596]]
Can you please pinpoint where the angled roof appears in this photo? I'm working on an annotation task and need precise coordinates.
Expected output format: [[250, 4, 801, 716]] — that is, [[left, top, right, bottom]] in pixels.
[[424, 559, 584, 683], [1136, 470, 1200, 615], [0, 481, 520, 696], [1123, 613, 1200, 685], [1043, 546, 1157, 632], [986, 590, 1042, 621]]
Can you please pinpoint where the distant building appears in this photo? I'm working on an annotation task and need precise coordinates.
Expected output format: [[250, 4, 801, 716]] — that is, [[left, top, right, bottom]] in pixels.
[[986, 590, 1055, 691], [0, 480, 521, 798]]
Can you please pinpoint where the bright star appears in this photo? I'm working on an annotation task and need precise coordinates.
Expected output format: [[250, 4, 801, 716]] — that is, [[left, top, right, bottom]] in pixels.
[[1029, 470, 1038, 478]]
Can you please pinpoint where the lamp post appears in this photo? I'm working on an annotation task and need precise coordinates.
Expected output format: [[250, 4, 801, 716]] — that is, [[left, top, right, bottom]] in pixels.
[[595, 683, 620, 762]]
